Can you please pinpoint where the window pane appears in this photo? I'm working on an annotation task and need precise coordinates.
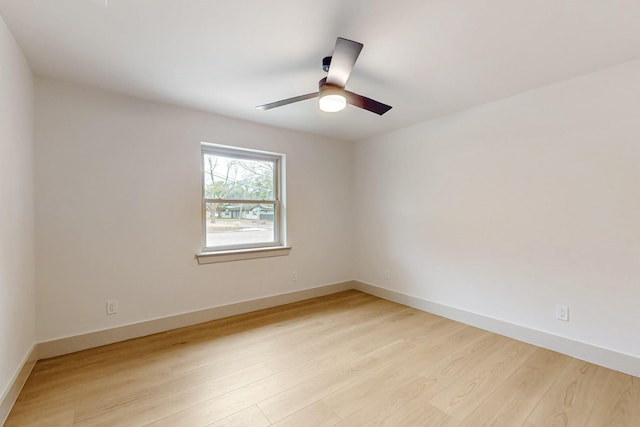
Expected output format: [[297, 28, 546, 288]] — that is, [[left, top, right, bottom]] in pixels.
[[203, 154, 274, 200], [205, 202, 275, 248]]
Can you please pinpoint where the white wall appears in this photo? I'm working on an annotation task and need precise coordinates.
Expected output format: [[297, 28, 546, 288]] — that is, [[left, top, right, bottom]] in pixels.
[[24, 37, 640, 370], [35, 77, 353, 341], [0, 15, 35, 400], [353, 60, 640, 359]]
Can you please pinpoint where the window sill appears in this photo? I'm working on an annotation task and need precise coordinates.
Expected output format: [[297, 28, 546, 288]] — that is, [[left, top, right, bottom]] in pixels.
[[196, 246, 292, 264]]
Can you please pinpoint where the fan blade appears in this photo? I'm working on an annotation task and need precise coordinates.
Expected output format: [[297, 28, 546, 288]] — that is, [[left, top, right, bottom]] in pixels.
[[345, 91, 392, 115], [326, 37, 363, 88], [256, 92, 319, 110]]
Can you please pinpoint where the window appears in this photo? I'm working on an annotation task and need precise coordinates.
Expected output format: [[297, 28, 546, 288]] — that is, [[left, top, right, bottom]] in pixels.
[[198, 143, 288, 262]]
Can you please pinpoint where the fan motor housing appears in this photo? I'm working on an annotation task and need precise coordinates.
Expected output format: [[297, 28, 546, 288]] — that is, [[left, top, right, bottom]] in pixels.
[[318, 77, 342, 93]]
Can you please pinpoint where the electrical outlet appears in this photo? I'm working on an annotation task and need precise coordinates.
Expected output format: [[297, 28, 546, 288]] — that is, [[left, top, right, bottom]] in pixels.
[[384, 270, 391, 280], [292, 271, 298, 281], [555, 304, 569, 321], [106, 299, 119, 315]]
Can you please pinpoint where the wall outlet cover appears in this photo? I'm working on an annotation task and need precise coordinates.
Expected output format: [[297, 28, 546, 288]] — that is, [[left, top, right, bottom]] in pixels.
[[556, 304, 569, 321], [106, 299, 119, 315]]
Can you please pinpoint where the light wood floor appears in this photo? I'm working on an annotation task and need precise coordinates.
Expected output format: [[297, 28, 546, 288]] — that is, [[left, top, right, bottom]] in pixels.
[[6, 290, 639, 426]]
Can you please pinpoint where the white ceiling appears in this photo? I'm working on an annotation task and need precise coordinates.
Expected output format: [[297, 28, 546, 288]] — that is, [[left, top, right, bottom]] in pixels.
[[2, 0, 640, 141]]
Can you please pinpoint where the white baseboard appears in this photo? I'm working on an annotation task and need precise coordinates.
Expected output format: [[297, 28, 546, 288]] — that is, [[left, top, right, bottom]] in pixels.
[[38, 281, 355, 359], [5, 279, 637, 424], [353, 281, 640, 378], [0, 344, 38, 426]]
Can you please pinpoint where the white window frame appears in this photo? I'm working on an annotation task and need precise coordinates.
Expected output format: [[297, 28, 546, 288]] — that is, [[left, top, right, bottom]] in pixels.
[[196, 143, 290, 264]]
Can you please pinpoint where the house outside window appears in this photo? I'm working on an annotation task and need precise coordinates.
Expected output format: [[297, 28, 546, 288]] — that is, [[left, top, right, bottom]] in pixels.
[[200, 143, 286, 254]]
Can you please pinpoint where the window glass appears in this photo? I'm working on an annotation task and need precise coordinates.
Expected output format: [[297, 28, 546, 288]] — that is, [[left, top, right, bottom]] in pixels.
[[201, 144, 284, 252]]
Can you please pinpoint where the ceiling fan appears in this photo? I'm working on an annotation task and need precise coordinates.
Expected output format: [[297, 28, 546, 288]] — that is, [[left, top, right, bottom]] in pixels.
[[256, 37, 392, 115]]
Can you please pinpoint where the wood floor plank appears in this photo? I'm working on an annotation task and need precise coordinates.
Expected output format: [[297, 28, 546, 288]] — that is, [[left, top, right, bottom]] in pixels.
[[167, 345, 399, 426], [3, 409, 75, 427], [283, 319, 506, 425], [455, 347, 572, 427], [429, 339, 536, 420], [291, 319, 478, 424], [334, 375, 442, 426], [206, 405, 270, 427], [272, 401, 341, 427], [142, 312, 425, 425], [257, 338, 413, 423], [394, 402, 453, 427], [270, 326, 463, 424], [74, 342, 355, 426], [632, 377, 640, 425], [322, 320, 467, 418], [524, 359, 611, 426], [5, 290, 638, 427], [583, 369, 637, 427], [263, 304, 416, 373]]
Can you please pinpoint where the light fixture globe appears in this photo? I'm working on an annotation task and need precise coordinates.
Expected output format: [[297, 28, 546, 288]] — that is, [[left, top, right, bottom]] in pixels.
[[319, 94, 346, 112], [318, 78, 346, 113]]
